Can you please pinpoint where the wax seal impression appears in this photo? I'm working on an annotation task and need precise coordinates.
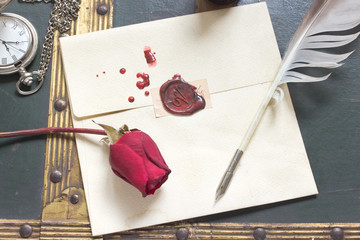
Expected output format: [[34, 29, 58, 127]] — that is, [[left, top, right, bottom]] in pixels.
[[160, 74, 206, 115]]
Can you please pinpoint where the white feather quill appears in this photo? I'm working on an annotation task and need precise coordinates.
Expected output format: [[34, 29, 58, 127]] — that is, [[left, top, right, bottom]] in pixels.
[[216, 0, 360, 201]]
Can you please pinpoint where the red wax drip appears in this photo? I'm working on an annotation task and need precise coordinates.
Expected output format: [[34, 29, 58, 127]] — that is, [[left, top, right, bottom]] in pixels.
[[136, 72, 150, 89], [136, 81, 145, 89], [145, 91, 150, 96], [96, 75, 99, 77], [144, 46, 157, 66], [103, 71, 106, 74], [128, 96, 135, 103], [159, 74, 206, 115], [120, 68, 126, 74]]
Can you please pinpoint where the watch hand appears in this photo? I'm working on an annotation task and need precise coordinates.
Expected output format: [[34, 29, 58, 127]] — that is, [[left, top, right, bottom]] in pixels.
[[2, 41, 12, 55], [7, 40, 29, 45], [0, 39, 10, 50], [0, 39, 7, 46], [0, 39, 28, 44], [6, 43, 25, 53]]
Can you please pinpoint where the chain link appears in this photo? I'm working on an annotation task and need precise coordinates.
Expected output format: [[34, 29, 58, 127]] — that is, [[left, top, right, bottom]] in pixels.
[[37, 0, 80, 80], [20, 0, 80, 81]]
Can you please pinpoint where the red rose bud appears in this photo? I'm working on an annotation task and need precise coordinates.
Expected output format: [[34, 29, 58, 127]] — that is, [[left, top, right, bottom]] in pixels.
[[109, 130, 171, 197]]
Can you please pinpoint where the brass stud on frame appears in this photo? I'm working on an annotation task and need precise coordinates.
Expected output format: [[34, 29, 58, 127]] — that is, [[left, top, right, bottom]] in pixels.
[[330, 227, 345, 240], [253, 227, 266, 240], [96, 3, 109, 15], [19, 224, 32, 238], [54, 98, 66, 112], [176, 227, 189, 240], [50, 170, 62, 183], [70, 194, 80, 204]]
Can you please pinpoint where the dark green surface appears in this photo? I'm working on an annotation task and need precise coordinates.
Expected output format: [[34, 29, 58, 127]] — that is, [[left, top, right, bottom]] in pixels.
[[114, 0, 197, 27], [0, 0, 52, 219], [1, 0, 359, 223]]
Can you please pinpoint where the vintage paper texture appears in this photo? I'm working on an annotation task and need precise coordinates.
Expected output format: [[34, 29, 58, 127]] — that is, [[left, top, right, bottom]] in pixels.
[[60, 2, 318, 236]]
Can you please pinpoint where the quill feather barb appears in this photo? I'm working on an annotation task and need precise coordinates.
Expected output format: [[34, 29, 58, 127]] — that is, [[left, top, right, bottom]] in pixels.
[[279, 0, 360, 84], [216, 0, 360, 201]]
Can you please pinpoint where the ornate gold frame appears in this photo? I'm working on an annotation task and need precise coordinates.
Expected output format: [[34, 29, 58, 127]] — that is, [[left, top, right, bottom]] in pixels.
[[0, 0, 359, 239]]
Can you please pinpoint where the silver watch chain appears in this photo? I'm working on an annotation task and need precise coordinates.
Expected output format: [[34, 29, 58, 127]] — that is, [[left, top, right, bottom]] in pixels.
[[17, 0, 80, 95]]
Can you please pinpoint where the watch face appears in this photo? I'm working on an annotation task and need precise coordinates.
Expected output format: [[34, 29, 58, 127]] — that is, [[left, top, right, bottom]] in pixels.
[[0, 15, 32, 67]]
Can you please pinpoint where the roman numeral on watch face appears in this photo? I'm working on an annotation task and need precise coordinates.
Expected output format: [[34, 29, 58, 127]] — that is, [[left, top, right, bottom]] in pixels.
[[0, 16, 31, 66], [11, 55, 17, 62], [11, 22, 18, 30]]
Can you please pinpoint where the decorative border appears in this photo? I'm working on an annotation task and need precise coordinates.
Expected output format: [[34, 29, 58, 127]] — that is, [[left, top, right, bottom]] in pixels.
[[1, 220, 360, 239], [1, 0, 359, 239], [43, 0, 114, 213], [0, 220, 40, 239], [105, 223, 360, 239], [40, 0, 113, 238]]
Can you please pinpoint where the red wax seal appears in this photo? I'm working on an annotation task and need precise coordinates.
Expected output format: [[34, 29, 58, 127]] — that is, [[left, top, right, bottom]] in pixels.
[[159, 74, 206, 115]]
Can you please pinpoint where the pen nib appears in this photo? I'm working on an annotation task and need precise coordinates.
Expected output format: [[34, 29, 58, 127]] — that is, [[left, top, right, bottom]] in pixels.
[[215, 187, 225, 202], [215, 169, 235, 202], [215, 149, 244, 202]]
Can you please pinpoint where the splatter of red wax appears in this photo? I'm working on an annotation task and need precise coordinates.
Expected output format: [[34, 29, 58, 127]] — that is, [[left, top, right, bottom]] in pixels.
[[145, 90, 150, 96], [96, 71, 107, 77], [159, 74, 206, 115], [120, 68, 126, 74], [136, 72, 150, 89], [144, 46, 157, 67], [128, 96, 135, 103]]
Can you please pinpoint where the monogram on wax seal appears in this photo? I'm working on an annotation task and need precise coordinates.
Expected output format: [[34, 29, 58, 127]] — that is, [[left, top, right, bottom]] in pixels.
[[159, 74, 206, 115]]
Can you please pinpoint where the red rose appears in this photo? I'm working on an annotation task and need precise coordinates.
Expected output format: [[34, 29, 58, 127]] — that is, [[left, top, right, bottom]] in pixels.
[[109, 130, 171, 197], [0, 123, 170, 198]]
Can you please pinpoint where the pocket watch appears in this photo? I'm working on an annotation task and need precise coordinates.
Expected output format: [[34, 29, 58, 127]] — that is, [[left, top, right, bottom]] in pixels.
[[0, 0, 42, 95], [0, 0, 80, 95]]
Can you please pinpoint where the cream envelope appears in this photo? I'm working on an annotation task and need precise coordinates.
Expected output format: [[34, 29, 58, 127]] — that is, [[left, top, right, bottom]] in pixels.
[[60, 2, 318, 236]]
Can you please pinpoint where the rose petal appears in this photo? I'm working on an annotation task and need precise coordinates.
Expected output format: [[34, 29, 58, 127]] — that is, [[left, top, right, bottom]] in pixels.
[[143, 158, 168, 195], [110, 130, 171, 197], [117, 131, 148, 161], [110, 143, 148, 196], [140, 132, 171, 194], [140, 132, 171, 172]]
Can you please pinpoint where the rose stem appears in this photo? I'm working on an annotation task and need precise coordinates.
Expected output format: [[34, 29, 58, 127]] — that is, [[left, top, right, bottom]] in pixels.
[[0, 127, 106, 138]]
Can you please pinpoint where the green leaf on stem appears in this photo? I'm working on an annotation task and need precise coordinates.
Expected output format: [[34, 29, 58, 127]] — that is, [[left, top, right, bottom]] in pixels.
[[93, 121, 129, 145]]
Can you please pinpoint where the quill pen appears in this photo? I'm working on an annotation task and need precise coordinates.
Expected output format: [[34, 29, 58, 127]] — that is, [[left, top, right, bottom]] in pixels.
[[216, 0, 360, 201]]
